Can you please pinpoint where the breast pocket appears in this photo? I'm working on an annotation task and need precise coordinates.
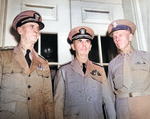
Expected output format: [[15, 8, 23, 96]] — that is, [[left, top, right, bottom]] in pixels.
[[132, 63, 149, 83], [2, 67, 24, 88], [65, 75, 82, 100], [3, 67, 23, 74], [36, 69, 49, 78]]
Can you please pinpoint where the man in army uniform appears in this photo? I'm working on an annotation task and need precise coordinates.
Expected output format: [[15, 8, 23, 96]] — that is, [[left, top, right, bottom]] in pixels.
[[107, 19, 150, 119], [54, 26, 116, 119], [0, 10, 54, 119]]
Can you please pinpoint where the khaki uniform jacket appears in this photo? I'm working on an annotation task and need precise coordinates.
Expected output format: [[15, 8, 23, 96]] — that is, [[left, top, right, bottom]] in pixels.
[[0, 45, 54, 119], [108, 50, 150, 119], [54, 58, 116, 119]]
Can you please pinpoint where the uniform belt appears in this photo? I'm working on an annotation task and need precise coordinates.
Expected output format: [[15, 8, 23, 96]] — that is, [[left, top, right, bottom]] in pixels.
[[117, 91, 150, 99]]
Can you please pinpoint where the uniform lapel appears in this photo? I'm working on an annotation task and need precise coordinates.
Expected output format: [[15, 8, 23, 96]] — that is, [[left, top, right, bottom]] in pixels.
[[13, 46, 30, 73], [29, 49, 40, 74], [13, 46, 42, 75], [71, 59, 84, 77], [85, 60, 94, 76], [30, 49, 49, 74], [71, 59, 95, 77]]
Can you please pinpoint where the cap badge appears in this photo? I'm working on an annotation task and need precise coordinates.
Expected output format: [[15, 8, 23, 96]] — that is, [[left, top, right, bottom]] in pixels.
[[112, 22, 117, 28], [79, 28, 86, 35], [34, 13, 40, 21]]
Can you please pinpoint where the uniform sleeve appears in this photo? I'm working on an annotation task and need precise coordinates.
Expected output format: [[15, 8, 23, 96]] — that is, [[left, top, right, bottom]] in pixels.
[[102, 80, 116, 119], [54, 68, 65, 119], [43, 71, 55, 119], [108, 63, 116, 98], [102, 66, 116, 119]]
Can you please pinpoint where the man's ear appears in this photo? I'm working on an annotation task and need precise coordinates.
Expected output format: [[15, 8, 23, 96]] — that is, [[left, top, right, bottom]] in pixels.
[[71, 43, 75, 51], [17, 27, 22, 35], [129, 33, 133, 42]]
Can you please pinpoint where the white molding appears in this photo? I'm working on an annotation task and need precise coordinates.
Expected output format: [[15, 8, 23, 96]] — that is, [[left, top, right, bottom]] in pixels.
[[22, 3, 57, 21], [131, 0, 148, 51], [98, 35, 103, 63], [0, 0, 7, 47], [82, 8, 111, 24]]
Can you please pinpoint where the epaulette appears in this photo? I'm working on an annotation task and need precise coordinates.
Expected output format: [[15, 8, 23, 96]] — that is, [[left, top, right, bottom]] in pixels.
[[59, 61, 71, 68], [92, 62, 103, 67], [38, 54, 47, 61], [0, 46, 14, 51]]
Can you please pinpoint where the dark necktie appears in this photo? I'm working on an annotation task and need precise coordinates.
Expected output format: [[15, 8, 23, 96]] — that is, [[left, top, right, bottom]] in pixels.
[[25, 49, 31, 67], [82, 63, 86, 74]]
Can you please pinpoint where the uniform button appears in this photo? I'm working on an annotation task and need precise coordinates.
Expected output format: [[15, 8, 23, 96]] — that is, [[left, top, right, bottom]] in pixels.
[[85, 89, 87, 91], [28, 85, 31, 88], [28, 97, 31, 100], [28, 74, 31, 77], [87, 99, 89, 101]]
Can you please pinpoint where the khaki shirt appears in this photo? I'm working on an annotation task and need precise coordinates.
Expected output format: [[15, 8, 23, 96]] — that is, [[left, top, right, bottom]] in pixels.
[[0, 45, 54, 119], [108, 49, 150, 119]]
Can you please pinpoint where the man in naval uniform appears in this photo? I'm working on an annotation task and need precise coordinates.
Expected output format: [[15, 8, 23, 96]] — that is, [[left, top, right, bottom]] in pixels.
[[54, 26, 116, 119], [107, 19, 150, 119], [0, 10, 54, 119]]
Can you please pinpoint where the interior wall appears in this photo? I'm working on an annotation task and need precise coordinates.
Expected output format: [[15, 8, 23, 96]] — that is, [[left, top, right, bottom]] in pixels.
[[139, 0, 150, 51], [122, 0, 138, 50], [122, 0, 149, 52]]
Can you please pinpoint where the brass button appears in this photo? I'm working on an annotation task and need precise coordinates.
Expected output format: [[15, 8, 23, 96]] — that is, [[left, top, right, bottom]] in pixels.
[[28, 85, 31, 88], [28, 97, 31, 100]]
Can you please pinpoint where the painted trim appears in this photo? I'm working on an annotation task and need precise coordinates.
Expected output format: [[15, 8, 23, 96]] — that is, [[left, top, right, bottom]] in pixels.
[[131, 0, 148, 51]]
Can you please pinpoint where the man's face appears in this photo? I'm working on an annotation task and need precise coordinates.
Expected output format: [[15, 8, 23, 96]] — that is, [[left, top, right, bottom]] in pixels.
[[17, 22, 40, 44], [112, 30, 133, 51], [71, 39, 92, 56]]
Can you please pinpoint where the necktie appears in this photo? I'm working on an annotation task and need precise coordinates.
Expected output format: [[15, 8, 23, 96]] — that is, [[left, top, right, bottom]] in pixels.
[[25, 49, 31, 67], [123, 55, 133, 88], [82, 63, 86, 74]]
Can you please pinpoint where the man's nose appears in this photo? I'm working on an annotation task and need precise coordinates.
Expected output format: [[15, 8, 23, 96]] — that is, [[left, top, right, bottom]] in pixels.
[[82, 41, 86, 46], [116, 37, 119, 42], [34, 28, 39, 33]]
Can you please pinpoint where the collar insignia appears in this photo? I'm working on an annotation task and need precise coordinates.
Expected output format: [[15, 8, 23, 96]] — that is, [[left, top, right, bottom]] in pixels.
[[37, 64, 45, 70], [91, 70, 101, 76]]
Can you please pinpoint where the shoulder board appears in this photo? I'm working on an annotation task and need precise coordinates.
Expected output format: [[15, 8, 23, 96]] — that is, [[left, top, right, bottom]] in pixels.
[[38, 55, 47, 61], [92, 62, 103, 67], [0, 46, 14, 51], [59, 61, 71, 67]]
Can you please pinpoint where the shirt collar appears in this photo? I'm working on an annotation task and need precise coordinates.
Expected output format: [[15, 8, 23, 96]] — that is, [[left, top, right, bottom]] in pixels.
[[18, 44, 32, 60], [75, 58, 88, 66], [121, 47, 135, 58]]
